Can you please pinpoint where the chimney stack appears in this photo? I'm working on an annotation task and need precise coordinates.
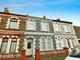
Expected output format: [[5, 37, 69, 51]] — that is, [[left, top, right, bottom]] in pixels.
[[43, 16, 46, 19], [3, 7, 9, 13]]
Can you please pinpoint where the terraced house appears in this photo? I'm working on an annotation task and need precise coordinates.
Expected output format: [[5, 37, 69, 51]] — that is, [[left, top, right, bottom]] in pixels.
[[24, 16, 79, 57], [0, 8, 79, 58], [0, 8, 26, 54], [24, 16, 55, 57], [53, 19, 78, 49]]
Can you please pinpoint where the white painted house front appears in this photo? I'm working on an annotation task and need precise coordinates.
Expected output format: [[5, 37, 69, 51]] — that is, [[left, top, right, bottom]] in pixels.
[[24, 16, 79, 57]]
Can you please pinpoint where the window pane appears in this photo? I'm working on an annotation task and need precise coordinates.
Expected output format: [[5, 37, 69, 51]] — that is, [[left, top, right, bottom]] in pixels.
[[10, 38, 17, 52], [10, 42, 17, 52], [1, 42, 8, 53], [54, 24, 60, 32], [41, 23, 49, 31], [58, 42, 62, 48], [47, 42, 51, 49], [27, 21, 36, 30], [78, 40, 80, 44], [41, 42, 45, 50], [27, 42, 31, 49], [9, 19, 18, 29], [64, 25, 70, 32], [1, 38, 8, 53]]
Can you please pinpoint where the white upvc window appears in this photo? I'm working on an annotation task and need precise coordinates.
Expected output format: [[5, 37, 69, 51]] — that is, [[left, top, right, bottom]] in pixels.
[[10, 38, 17, 53], [40, 37, 53, 51], [63, 25, 71, 32], [41, 40, 46, 50], [41, 22, 49, 31], [47, 39, 52, 50], [67, 38, 74, 48], [26, 20, 36, 30], [1, 38, 8, 53], [6, 17, 20, 29], [55, 36, 63, 49], [53, 24, 60, 32], [9, 19, 18, 29]]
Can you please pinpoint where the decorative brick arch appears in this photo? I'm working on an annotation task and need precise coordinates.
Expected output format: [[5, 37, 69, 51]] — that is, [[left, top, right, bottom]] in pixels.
[[6, 16, 20, 29]]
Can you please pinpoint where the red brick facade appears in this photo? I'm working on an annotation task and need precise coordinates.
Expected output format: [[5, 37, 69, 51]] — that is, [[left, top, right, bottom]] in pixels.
[[0, 8, 26, 53]]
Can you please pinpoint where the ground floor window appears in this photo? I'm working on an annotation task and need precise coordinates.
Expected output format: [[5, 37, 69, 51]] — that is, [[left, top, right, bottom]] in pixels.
[[0, 38, 8, 53], [10, 38, 17, 53], [55, 36, 63, 49], [40, 37, 53, 51]]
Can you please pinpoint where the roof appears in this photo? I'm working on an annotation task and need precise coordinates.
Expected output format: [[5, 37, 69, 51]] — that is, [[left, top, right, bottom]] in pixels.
[[74, 26, 80, 39], [53, 18, 72, 24], [0, 12, 26, 17]]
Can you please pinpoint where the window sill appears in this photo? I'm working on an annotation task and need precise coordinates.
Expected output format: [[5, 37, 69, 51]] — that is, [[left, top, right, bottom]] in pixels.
[[5, 28, 19, 31], [41, 30, 49, 32], [54, 31, 61, 33]]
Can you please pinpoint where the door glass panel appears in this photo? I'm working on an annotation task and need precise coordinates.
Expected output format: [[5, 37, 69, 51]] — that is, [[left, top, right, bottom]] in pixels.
[[27, 42, 31, 49], [78, 40, 80, 44]]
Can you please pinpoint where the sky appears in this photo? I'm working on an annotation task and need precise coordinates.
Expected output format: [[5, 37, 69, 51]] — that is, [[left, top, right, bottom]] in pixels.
[[0, 0, 80, 26]]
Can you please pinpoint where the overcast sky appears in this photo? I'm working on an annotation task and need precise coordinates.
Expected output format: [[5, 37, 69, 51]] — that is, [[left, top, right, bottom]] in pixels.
[[0, 0, 80, 26]]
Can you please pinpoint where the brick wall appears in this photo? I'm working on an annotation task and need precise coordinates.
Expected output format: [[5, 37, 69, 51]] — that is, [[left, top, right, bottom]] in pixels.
[[0, 50, 26, 60], [35, 47, 69, 60]]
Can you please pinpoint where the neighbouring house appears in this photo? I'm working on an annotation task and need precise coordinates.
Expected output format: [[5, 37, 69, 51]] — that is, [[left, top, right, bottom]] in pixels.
[[24, 16, 55, 57], [24, 15, 79, 57], [74, 26, 80, 44], [53, 19, 79, 50], [0, 8, 26, 54]]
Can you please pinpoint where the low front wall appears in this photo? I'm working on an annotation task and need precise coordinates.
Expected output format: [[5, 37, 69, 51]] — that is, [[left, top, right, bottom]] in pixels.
[[35, 48, 69, 60], [0, 50, 26, 60]]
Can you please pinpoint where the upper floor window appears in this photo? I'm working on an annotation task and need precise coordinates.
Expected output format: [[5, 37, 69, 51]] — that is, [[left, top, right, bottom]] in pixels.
[[53, 24, 60, 32], [26, 19, 36, 30], [9, 18, 18, 29], [63, 25, 71, 32], [41, 21, 49, 31]]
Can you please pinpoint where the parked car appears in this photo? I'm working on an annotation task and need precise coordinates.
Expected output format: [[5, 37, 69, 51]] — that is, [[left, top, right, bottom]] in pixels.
[[65, 45, 80, 60]]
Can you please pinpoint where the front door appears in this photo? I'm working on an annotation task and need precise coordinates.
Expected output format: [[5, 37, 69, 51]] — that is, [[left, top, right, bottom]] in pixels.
[[26, 38, 33, 56]]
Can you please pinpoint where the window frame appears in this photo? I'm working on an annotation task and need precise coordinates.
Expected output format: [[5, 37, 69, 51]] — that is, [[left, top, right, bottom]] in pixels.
[[26, 19, 36, 30], [9, 38, 17, 53], [55, 36, 63, 49], [0, 38, 8, 53], [63, 25, 71, 33], [40, 21, 49, 31], [53, 23, 61, 32], [40, 37, 53, 51], [9, 18, 18, 29]]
